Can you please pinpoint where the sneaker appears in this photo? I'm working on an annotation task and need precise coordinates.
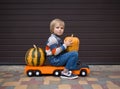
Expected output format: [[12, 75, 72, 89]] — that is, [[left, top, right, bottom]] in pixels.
[[60, 71, 78, 79]]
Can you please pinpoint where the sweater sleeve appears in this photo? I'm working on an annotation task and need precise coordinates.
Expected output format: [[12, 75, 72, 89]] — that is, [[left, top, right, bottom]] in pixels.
[[53, 44, 67, 55], [46, 35, 67, 56]]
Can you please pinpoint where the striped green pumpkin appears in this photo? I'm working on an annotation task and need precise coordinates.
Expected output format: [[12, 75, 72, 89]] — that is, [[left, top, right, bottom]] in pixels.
[[25, 45, 45, 66]]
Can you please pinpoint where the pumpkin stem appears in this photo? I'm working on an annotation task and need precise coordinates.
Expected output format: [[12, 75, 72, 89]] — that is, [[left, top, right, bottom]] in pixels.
[[71, 34, 74, 37], [33, 44, 37, 49]]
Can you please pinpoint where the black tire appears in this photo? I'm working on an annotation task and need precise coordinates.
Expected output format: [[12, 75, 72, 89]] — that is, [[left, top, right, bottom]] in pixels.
[[27, 70, 34, 77], [80, 69, 87, 77], [35, 70, 41, 76], [53, 70, 61, 76]]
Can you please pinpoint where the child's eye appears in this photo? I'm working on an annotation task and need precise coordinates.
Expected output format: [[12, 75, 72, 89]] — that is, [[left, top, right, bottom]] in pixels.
[[56, 27, 59, 29], [61, 27, 64, 29]]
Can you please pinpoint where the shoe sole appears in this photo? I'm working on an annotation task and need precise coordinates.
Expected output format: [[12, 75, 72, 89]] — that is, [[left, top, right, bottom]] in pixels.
[[60, 76, 78, 79]]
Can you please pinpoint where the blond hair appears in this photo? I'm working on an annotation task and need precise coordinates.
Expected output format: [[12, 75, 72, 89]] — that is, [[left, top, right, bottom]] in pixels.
[[50, 18, 65, 33]]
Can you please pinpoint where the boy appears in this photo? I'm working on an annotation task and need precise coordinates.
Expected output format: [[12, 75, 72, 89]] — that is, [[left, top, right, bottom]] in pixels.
[[45, 18, 80, 79]]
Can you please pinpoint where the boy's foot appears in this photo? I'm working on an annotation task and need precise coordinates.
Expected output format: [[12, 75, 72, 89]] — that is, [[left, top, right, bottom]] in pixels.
[[60, 71, 78, 79]]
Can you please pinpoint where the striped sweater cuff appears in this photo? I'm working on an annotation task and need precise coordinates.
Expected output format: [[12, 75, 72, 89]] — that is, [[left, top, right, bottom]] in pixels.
[[61, 44, 67, 50]]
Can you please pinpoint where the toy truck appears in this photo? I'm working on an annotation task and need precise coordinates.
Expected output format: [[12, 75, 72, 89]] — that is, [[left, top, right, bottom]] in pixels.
[[24, 36, 90, 77], [24, 64, 90, 77]]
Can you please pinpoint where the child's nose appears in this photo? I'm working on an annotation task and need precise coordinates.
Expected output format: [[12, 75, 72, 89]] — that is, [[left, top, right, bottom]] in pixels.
[[59, 28, 61, 30]]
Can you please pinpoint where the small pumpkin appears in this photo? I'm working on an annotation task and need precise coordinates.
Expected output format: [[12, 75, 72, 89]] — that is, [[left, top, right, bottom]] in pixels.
[[25, 45, 45, 66], [64, 34, 80, 52]]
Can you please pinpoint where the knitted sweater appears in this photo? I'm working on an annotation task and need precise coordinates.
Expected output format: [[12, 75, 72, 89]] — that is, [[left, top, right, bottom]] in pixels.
[[45, 34, 67, 56]]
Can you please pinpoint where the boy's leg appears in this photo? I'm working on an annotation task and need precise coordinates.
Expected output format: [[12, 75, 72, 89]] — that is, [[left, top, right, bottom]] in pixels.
[[58, 51, 79, 70], [59, 51, 79, 79]]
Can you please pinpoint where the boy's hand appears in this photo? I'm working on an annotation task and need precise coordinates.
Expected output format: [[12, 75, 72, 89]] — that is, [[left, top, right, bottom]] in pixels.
[[64, 39, 72, 46]]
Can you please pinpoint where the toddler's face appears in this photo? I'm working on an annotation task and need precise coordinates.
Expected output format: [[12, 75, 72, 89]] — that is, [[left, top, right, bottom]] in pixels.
[[53, 23, 64, 36]]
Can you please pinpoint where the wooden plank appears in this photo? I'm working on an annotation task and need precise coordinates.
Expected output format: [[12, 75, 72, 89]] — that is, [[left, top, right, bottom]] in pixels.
[[0, 45, 120, 51], [0, 39, 120, 45], [0, 21, 120, 27], [0, 50, 120, 58], [0, 0, 119, 3], [0, 33, 120, 39], [0, 27, 120, 33], [0, 3, 120, 10], [0, 10, 120, 15], [0, 15, 120, 21], [0, 57, 120, 65]]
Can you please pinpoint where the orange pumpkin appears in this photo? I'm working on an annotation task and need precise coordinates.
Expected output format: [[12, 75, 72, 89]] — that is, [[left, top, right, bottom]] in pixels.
[[64, 34, 80, 52]]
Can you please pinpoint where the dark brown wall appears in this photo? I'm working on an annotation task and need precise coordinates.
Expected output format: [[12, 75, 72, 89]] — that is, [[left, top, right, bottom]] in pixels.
[[0, 0, 120, 65]]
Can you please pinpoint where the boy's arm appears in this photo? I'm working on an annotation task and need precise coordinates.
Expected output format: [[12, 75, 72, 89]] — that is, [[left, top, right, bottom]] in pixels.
[[46, 38, 67, 56], [51, 44, 67, 55]]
